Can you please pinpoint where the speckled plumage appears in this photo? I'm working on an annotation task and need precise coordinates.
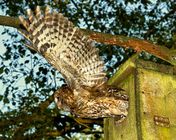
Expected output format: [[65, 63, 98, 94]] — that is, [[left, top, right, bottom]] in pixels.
[[19, 6, 129, 122]]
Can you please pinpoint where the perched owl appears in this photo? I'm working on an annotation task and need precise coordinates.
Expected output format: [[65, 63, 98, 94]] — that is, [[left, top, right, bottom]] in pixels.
[[19, 6, 129, 122]]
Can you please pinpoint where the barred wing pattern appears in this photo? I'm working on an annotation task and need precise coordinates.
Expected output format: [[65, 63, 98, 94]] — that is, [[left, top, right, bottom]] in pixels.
[[19, 6, 106, 90], [19, 6, 129, 120]]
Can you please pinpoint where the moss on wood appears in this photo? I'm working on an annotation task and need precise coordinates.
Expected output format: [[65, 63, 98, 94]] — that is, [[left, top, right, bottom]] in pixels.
[[104, 56, 176, 140]]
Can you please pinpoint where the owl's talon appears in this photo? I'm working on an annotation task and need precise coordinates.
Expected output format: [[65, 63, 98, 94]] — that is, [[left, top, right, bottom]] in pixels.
[[106, 87, 129, 101], [115, 114, 127, 126]]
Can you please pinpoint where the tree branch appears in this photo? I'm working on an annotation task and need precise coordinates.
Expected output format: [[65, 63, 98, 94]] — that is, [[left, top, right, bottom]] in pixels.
[[0, 15, 176, 65], [82, 29, 175, 64], [0, 15, 22, 29]]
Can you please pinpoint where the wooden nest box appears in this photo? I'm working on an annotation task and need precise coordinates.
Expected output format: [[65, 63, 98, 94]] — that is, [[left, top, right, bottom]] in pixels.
[[104, 56, 176, 140]]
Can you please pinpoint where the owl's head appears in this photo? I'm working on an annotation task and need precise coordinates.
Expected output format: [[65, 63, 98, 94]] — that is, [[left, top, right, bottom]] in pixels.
[[54, 85, 75, 112]]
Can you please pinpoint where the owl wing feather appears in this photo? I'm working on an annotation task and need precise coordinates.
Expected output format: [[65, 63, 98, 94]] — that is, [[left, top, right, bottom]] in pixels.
[[19, 6, 107, 90]]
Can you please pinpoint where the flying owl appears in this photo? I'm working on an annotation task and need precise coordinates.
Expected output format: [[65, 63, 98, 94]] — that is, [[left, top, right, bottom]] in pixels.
[[18, 6, 129, 122]]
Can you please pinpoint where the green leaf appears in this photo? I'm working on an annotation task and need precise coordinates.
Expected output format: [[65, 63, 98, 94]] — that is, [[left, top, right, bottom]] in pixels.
[[0, 95, 3, 101], [24, 60, 29, 64], [0, 67, 4, 74], [34, 97, 39, 102], [3, 98, 9, 104], [12, 102, 16, 106], [25, 76, 32, 84]]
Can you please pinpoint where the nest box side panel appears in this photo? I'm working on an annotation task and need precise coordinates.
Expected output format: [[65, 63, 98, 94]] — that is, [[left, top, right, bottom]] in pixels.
[[138, 67, 176, 140], [104, 72, 138, 140]]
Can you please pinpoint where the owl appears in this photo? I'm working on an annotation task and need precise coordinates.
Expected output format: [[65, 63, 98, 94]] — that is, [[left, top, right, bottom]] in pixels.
[[19, 6, 129, 122]]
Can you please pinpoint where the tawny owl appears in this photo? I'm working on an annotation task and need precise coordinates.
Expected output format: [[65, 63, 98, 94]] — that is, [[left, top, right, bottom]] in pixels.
[[18, 6, 129, 122]]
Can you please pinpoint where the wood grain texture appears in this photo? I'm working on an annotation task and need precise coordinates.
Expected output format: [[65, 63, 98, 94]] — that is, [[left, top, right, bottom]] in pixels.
[[104, 56, 176, 140]]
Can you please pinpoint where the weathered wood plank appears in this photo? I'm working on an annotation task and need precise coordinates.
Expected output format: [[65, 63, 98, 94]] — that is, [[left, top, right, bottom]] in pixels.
[[104, 57, 176, 140]]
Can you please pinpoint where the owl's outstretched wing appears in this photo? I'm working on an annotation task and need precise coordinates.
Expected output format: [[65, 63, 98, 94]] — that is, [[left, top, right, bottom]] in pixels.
[[19, 6, 107, 90]]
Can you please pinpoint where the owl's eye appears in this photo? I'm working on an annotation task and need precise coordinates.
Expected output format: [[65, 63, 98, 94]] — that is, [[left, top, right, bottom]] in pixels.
[[56, 97, 65, 105], [60, 98, 64, 104], [54, 96, 62, 106]]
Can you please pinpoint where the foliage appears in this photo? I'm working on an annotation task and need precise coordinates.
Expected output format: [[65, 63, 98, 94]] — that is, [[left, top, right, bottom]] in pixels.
[[0, 0, 175, 139]]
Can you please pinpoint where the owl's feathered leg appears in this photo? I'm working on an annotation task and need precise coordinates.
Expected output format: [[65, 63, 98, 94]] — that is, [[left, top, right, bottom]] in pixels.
[[101, 85, 129, 124], [114, 115, 127, 125]]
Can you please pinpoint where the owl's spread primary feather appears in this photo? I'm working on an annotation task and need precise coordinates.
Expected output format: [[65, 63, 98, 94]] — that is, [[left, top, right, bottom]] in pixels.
[[19, 6, 106, 90], [19, 6, 129, 121]]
